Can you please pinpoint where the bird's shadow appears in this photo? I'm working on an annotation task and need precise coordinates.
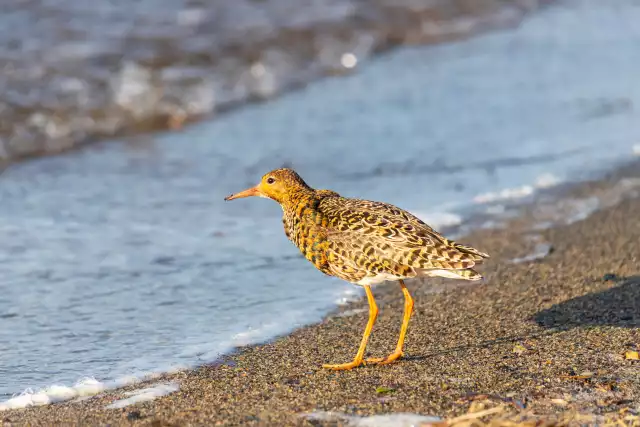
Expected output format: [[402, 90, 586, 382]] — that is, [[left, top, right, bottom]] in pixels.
[[533, 275, 640, 329], [405, 275, 639, 362]]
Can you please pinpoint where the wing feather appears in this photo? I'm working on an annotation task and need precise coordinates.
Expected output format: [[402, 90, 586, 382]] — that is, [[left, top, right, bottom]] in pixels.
[[319, 197, 488, 276]]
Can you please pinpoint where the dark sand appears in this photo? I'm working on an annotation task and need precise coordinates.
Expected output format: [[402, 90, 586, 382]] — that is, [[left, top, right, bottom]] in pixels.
[[3, 165, 640, 426]]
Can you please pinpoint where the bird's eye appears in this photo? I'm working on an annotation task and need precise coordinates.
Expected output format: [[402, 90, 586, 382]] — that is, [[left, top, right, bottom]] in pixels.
[[266, 177, 276, 184]]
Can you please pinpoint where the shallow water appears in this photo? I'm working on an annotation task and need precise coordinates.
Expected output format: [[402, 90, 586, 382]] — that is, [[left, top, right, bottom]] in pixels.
[[2, 0, 640, 403], [0, 0, 529, 162]]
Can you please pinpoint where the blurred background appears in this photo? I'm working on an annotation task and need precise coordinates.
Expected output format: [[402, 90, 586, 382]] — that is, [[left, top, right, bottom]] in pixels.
[[1, 0, 640, 404]]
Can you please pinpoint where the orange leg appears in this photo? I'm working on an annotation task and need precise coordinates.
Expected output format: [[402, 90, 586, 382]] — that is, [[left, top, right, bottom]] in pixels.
[[366, 279, 414, 365], [323, 285, 378, 370]]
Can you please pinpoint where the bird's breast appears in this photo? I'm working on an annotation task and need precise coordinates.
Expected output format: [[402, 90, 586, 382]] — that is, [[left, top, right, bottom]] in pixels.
[[282, 206, 331, 275]]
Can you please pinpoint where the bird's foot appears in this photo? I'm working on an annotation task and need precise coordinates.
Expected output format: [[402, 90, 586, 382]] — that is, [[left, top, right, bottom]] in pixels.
[[322, 358, 365, 370], [366, 351, 403, 365]]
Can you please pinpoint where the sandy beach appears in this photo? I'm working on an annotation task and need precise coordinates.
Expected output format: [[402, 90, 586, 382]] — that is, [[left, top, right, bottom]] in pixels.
[[3, 160, 638, 426]]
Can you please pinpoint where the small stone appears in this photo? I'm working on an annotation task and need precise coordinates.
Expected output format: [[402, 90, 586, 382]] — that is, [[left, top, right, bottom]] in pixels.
[[127, 411, 143, 420]]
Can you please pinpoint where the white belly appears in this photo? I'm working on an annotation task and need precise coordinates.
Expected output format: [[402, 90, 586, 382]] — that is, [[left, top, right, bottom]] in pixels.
[[354, 268, 467, 286], [421, 269, 466, 279], [355, 273, 403, 286]]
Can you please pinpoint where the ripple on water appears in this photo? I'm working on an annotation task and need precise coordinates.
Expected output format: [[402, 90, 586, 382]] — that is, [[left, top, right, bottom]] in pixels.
[[0, 0, 538, 162]]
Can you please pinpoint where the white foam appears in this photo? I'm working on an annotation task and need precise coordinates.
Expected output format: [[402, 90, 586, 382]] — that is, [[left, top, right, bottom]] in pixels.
[[566, 179, 640, 222], [105, 382, 179, 409], [305, 411, 442, 427], [563, 197, 601, 225], [341, 53, 358, 69], [231, 324, 280, 347], [474, 173, 563, 204], [474, 185, 534, 204], [535, 173, 561, 189], [0, 371, 176, 411], [0, 378, 105, 411], [335, 286, 363, 305], [510, 242, 552, 264], [530, 178, 640, 231]]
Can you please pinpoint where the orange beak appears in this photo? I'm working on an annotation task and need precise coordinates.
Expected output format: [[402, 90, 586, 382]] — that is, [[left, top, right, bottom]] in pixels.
[[224, 186, 261, 201]]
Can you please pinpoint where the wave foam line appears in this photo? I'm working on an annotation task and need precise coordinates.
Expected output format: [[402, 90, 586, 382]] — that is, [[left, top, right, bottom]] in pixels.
[[106, 382, 179, 409], [0, 371, 169, 411]]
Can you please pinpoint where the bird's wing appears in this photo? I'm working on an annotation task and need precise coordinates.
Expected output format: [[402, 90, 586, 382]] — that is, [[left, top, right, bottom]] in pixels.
[[319, 197, 487, 274]]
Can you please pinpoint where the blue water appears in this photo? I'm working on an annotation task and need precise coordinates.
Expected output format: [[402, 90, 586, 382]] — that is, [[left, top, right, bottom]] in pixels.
[[1, 0, 640, 404]]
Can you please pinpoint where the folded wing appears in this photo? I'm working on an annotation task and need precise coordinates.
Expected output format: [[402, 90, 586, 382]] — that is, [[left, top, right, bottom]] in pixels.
[[318, 197, 488, 282]]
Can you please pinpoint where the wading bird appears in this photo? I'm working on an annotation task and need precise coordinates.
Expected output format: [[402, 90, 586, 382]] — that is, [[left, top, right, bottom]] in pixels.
[[225, 168, 488, 370]]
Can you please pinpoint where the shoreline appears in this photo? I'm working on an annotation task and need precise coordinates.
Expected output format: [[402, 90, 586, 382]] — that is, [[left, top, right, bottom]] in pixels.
[[0, 0, 550, 166], [3, 159, 640, 425]]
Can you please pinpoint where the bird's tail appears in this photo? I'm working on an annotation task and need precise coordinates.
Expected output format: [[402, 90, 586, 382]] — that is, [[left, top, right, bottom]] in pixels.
[[449, 241, 490, 260], [454, 268, 483, 281]]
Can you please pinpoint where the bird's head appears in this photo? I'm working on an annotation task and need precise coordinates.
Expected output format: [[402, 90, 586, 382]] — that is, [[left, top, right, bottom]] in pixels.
[[224, 168, 312, 205]]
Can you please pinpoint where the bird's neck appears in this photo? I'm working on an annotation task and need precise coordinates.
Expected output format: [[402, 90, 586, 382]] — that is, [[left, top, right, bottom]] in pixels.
[[279, 186, 318, 213]]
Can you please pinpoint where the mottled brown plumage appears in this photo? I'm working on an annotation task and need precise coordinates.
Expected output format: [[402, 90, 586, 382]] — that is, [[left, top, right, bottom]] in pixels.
[[225, 168, 489, 370]]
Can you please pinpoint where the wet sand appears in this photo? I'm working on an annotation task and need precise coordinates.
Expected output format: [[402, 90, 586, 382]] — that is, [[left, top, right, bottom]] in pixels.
[[3, 163, 640, 426]]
